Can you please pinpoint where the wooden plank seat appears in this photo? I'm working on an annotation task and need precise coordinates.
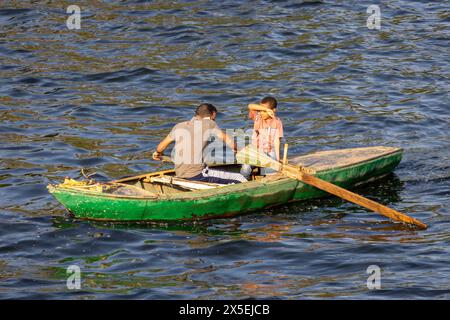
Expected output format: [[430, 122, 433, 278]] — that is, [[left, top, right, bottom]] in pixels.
[[145, 175, 227, 191]]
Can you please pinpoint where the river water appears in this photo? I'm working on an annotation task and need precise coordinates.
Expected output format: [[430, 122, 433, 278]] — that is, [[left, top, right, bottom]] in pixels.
[[0, 0, 449, 299]]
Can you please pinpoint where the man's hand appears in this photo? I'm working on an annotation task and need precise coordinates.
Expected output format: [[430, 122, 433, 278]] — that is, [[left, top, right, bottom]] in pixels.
[[153, 135, 174, 161], [152, 151, 162, 161]]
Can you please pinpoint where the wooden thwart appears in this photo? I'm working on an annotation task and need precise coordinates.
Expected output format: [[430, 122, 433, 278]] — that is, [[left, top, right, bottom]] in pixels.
[[146, 175, 225, 191]]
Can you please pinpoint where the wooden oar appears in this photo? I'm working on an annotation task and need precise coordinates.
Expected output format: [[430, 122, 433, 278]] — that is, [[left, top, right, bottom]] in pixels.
[[236, 145, 427, 229]]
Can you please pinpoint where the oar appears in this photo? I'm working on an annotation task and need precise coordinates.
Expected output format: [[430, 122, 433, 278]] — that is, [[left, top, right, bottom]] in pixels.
[[112, 154, 173, 183], [236, 145, 427, 229], [159, 155, 173, 163]]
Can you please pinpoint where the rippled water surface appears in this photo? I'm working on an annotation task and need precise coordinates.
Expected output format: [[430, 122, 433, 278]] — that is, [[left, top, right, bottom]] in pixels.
[[0, 0, 449, 299]]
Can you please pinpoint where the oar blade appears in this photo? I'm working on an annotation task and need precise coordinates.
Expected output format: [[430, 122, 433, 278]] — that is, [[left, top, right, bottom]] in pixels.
[[236, 145, 282, 171]]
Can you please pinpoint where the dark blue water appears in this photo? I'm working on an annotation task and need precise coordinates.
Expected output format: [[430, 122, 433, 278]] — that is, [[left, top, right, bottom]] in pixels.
[[0, 0, 449, 299]]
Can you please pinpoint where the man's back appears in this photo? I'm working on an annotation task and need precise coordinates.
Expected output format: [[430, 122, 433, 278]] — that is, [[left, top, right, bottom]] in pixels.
[[169, 117, 221, 178]]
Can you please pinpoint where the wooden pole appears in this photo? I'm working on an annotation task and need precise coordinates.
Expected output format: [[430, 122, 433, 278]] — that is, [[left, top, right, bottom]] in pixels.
[[283, 143, 289, 165], [282, 167, 427, 229]]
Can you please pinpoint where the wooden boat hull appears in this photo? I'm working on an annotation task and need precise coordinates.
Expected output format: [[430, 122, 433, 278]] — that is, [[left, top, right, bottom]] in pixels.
[[48, 146, 403, 222]]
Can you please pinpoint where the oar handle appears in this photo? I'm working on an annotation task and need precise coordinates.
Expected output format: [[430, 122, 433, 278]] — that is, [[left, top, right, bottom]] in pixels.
[[152, 153, 173, 162], [161, 155, 172, 162]]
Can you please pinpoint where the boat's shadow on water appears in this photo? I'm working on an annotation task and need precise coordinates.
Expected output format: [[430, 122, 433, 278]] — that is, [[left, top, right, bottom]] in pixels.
[[50, 173, 412, 234]]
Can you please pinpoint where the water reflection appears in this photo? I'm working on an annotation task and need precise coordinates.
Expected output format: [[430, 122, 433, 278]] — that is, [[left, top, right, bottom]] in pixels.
[[1, 0, 449, 299]]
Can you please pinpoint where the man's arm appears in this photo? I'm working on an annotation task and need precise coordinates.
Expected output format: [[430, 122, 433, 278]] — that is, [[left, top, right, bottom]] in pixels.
[[152, 135, 174, 160], [217, 130, 237, 152]]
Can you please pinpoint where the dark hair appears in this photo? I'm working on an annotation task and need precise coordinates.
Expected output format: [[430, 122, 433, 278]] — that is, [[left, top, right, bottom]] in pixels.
[[261, 96, 277, 109], [195, 103, 217, 117]]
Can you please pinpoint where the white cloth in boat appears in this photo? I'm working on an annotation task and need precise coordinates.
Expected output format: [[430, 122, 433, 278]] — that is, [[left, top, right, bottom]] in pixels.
[[200, 167, 248, 183]]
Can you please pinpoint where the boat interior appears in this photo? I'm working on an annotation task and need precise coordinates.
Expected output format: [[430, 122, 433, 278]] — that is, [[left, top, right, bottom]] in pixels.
[[110, 164, 265, 197], [103, 146, 401, 197]]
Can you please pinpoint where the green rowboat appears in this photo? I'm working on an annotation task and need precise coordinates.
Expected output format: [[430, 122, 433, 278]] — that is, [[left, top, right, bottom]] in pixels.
[[47, 146, 403, 222]]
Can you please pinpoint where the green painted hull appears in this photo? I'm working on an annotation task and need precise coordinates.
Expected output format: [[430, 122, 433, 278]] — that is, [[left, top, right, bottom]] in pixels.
[[48, 147, 403, 222]]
